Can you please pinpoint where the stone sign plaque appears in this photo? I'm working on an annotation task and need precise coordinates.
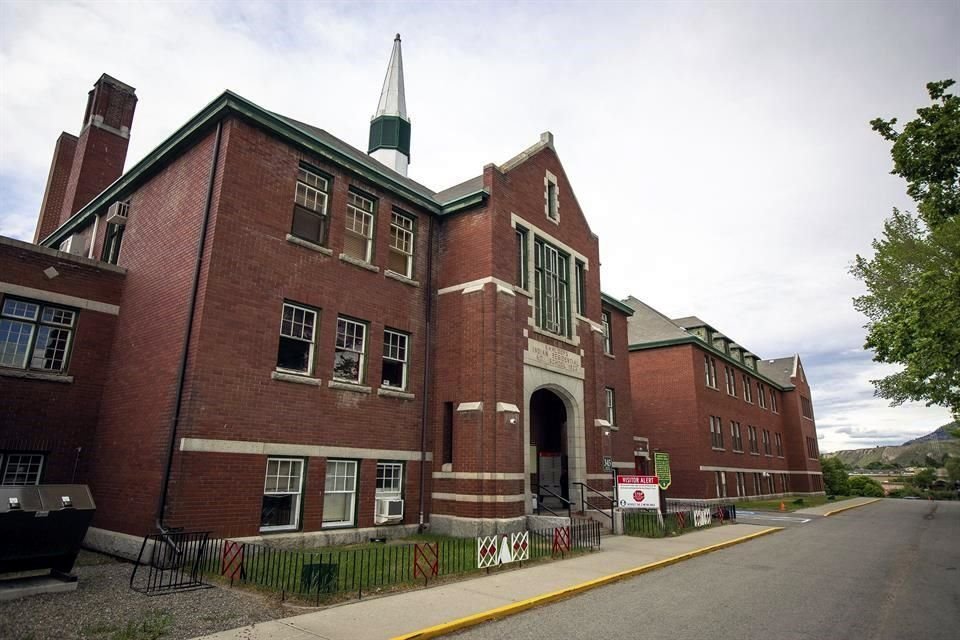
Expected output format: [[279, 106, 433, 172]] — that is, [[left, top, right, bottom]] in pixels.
[[526, 339, 581, 375]]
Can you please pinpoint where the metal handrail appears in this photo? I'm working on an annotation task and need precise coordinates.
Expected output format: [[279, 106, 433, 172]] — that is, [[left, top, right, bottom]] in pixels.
[[573, 481, 614, 523], [532, 483, 573, 520]]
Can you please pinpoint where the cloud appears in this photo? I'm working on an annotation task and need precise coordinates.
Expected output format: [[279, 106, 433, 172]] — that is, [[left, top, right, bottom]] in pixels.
[[2, 1, 957, 452]]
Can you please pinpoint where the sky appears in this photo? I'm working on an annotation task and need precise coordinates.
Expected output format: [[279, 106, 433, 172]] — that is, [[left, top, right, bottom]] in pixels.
[[1, 1, 957, 451]]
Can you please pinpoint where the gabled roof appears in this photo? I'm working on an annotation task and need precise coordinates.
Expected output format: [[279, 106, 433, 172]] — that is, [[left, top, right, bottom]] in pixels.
[[40, 90, 491, 248], [434, 175, 484, 205], [758, 356, 797, 387], [622, 296, 690, 344]]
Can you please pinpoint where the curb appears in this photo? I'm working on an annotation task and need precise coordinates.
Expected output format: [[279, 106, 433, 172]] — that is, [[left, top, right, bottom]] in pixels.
[[391, 526, 783, 640], [822, 498, 882, 517]]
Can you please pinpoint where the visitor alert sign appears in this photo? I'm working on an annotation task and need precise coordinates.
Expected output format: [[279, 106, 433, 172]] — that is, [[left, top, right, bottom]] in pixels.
[[617, 475, 660, 509]]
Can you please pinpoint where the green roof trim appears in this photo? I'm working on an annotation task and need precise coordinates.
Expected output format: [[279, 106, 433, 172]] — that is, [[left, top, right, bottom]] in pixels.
[[601, 293, 634, 316], [629, 337, 794, 391], [41, 90, 488, 248]]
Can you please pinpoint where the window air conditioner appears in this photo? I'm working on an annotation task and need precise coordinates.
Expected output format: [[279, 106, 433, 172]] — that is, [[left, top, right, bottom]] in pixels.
[[105, 201, 129, 225], [375, 497, 404, 523]]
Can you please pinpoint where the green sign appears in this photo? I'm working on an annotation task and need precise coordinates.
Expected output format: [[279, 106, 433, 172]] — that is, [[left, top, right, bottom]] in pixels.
[[602, 456, 613, 472], [654, 452, 671, 490]]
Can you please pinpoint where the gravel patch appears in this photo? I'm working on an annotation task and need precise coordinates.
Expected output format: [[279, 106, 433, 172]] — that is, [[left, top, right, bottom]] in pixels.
[[0, 551, 288, 640]]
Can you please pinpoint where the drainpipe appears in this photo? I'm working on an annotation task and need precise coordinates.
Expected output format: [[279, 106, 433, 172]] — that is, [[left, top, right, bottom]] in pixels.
[[155, 121, 223, 532], [417, 213, 436, 532]]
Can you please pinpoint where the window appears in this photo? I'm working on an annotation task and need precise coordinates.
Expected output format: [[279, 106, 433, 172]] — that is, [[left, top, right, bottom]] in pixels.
[[771, 390, 778, 413], [736, 472, 746, 497], [762, 429, 771, 455], [605, 388, 616, 426], [724, 366, 736, 395], [748, 426, 759, 454], [261, 458, 304, 531], [376, 462, 403, 498], [533, 238, 570, 336], [388, 211, 415, 277], [742, 374, 753, 403], [710, 416, 724, 449], [753, 472, 762, 495], [704, 355, 718, 388], [101, 222, 125, 265], [323, 459, 358, 527], [546, 180, 558, 220], [292, 167, 330, 245], [516, 226, 529, 289], [334, 317, 367, 383], [382, 329, 409, 390], [758, 383, 767, 409], [1, 454, 44, 485], [344, 191, 375, 262], [768, 475, 776, 494], [442, 402, 454, 465], [807, 437, 819, 459], [715, 471, 727, 498], [575, 260, 586, 315], [602, 311, 612, 355], [276, 302, 317, 375], [801, 396, 814, 419], [1, 298, 76, 373], [775, 433, 783, 457], [731, 421, 743, 452], [782, 474, 790, 492]]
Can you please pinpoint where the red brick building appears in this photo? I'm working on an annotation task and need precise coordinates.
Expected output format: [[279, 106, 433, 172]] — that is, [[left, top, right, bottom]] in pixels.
[[623, 297, 823, 500], [1, 42, 642, 553]]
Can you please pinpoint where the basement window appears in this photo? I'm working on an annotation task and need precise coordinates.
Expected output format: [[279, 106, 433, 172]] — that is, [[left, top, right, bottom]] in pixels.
[[0, 453, 44, 485], [0, 297, 76, 373]]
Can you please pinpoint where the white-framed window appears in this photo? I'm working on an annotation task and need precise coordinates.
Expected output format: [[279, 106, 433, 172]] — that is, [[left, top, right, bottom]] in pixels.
[[748, 426, 759, 454], [1, 453, 44, 485], [743, 374, 753, 403], [376, 461, 403, 498], [260, 458, 304, 531], [515, 226, 529, 289], [323, 459, 358, 527], [382, 329, 409, 390], [771, 390, 779, 413], [715, 471, 727, 498], [704, 355, 718, 389], [775, 432, 784, 457], [388, 211, 415, 278], [546, 175, 559, 221], [276, 302, 317, 375], [575, 260, 586, 315], [292, 166, 330, 246], [758, 383, 767, 409], [344, 191, 375, 262], [605, 387, 616, 426], [736, 472, 746, 497], [731, 421, 743, 452], [602, 311, 612, 355], [762, 429, 772, 455], [534, 238, 570, 337], [710, 416, 724, 449], [724, 366, 737, 395], [334, 317, 367, 383], [1, 297, 76, 373]]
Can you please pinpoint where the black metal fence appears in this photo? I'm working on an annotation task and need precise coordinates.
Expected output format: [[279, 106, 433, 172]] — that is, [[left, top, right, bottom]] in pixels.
[[623, 501, 737, 538], [178, 521, 600, 603]]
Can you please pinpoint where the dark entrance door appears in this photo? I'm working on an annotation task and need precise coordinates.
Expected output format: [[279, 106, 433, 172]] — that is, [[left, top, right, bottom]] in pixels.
[[530, 389, 568, 508]]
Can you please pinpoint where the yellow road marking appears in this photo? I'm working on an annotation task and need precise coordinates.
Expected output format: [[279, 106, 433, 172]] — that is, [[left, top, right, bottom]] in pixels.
[[822, 498, 882, 517], [391, 527, 784, 640]]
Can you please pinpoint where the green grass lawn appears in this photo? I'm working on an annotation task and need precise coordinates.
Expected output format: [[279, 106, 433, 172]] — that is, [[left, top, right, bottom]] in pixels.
[[735, 495, 853, 512]]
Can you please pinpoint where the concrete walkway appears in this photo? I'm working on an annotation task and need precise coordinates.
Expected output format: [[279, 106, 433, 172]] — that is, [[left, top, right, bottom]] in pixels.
[[195, 523, 779, 640], [794, 496, 882, 517]]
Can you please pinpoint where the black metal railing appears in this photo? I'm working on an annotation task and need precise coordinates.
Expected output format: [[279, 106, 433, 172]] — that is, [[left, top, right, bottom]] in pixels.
[[192, 521, 600, 603], [130, 530, 213, 594], [623, 501, 737, 538], [533, 483, 573, 519], [573, 482, 614, 523]]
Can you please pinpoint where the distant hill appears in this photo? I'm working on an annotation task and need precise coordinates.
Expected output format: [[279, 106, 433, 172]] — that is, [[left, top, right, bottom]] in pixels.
[[826, 421, 960, 469]]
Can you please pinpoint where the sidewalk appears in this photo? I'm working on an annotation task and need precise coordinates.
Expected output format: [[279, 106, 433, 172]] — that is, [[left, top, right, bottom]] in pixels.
[[794, 496, 882, 517], [195, 524, 779, 640]]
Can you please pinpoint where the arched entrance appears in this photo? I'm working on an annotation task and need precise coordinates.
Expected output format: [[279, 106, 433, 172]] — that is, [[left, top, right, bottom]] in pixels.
[[530, 388, 568, 508]]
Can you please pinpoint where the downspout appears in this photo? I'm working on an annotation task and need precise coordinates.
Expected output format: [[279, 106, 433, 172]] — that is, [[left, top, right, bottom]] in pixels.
[[417, 213, 436, 532], [155, 121, 224, 532]]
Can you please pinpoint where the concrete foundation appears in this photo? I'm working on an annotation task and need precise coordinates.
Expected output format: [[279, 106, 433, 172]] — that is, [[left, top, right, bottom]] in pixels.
[[430, 515, 527, 537]]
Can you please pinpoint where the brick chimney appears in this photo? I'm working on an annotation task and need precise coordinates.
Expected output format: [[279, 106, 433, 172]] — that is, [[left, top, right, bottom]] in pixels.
[[33, 74, 137, 243]]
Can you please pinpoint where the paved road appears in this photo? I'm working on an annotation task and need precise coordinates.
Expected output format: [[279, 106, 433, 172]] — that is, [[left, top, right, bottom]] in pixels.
[[736, 510, 818, 527], [451, 500, 960, 640]]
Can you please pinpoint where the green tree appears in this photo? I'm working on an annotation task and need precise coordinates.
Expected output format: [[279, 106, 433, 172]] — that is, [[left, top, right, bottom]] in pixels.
[[911, 467, 937, 489], [852, 80, 960, 417], [820, 456, 850, 495], [945, 456, 960, 483], [848, 475, 886, 498]]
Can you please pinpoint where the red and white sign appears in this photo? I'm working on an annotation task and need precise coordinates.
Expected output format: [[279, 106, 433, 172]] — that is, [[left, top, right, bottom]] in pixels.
[[617, 475, 660, 509]]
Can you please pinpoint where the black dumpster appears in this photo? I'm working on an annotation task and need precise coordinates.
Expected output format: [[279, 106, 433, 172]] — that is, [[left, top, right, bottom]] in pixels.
[[0, 484, 96, 577]]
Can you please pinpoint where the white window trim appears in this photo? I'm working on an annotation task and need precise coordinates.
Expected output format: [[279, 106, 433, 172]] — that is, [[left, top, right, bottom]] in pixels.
[[260, 457, 304, 532], [334, 317, 367, 384], [544, 170, 560, 224], [376, 461, 404, 499], [345, 191, 375, 263], [602, 311, 612, 355], [605, 387, 616, 426], [323, 459, 358, 528], [276, 302, 317, 377], [0, 453, 44, 486], [382, 329, 409, 391], [388, 211, 415, 279]]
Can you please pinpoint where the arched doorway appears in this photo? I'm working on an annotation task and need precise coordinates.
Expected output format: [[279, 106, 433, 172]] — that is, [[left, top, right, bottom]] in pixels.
[[530, 388, 568, 508]]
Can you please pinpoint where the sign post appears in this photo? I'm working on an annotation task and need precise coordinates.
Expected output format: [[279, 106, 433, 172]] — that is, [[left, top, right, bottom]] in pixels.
[[653, 452, 672, 515], [616, 475, 660, 509]]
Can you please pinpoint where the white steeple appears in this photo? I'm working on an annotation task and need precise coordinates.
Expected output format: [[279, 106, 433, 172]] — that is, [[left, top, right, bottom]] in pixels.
[[368, 34, 411, 175]]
